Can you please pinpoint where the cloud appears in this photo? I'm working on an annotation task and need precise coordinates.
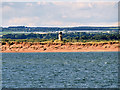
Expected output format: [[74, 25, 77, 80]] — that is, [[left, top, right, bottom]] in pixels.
[[37, 2, 41, 5], [3, 17, 39, 26], [52, 2, 93, 10], [2, 6, 13, 12], [7, 17, 31, 25], [3, 16, 117, 27], [26, 3, 33, 7], [62, 15, 67, 18], [2, 2, 118, 27], [2, 0, 120, 3], [7, 3, 14, 5], [37, 1, 48, 5], [3, 16, 64, 27]]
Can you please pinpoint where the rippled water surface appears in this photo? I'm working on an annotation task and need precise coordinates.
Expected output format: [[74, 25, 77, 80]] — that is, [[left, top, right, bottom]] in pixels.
[[2, 52, 118, 88]]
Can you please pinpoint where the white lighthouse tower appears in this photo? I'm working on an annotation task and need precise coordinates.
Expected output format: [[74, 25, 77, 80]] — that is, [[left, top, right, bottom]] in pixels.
[[58, 32, 63, 41]]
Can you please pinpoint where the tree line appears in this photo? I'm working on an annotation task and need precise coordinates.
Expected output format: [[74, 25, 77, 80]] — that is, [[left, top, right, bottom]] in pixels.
[[2, 32, 120, 42]]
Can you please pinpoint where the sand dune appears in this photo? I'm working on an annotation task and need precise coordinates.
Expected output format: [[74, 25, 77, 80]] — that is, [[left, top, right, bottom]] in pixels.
[[1, 41, 119, 53]]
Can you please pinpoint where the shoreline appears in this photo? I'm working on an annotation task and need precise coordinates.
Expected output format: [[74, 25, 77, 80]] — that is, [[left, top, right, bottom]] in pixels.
[[1, 50, 119, 53], [1, 41, 119, 53]]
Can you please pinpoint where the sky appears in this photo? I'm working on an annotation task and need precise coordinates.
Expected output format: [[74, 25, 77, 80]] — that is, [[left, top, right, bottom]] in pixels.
[[2, 0, 120, 2], [1, 0, 119, 27]]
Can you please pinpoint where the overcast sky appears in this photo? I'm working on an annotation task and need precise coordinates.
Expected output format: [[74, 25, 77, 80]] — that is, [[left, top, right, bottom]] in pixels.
[[2, 1, 118, 27]]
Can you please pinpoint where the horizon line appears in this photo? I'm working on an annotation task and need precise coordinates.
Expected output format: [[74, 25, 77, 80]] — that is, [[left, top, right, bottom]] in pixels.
[[1, 25, 118, 28]]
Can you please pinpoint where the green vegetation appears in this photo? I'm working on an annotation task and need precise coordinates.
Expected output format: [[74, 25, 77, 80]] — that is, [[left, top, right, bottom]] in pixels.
[[1, 26, 119, 44], [2, 32, 119, 42]]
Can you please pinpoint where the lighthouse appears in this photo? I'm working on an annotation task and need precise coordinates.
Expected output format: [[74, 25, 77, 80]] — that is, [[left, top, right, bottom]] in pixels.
[[58, 32, 63, 41]]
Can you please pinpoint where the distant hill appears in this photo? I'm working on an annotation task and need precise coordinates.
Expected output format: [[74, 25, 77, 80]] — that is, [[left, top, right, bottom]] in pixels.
[[2, 26, 119, 32]]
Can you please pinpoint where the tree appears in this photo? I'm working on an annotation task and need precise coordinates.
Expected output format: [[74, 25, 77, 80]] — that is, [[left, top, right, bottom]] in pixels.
[[70, 37, 73, 42], [75, 36, 79, 42]]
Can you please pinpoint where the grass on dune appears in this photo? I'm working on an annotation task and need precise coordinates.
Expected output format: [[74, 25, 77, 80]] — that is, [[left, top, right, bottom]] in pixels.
[[1, 38, 119, 45]]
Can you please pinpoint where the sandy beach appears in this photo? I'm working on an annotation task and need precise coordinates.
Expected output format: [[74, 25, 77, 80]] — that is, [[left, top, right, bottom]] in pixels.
[[1, 41, 119, 53]]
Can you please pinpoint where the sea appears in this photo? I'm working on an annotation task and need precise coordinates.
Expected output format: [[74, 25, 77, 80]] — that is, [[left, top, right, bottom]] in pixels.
[[2, 52, 118, 88]]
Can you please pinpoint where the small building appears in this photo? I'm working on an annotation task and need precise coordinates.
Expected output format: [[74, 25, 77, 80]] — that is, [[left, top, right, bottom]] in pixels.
[[58, 32, 63, 41]]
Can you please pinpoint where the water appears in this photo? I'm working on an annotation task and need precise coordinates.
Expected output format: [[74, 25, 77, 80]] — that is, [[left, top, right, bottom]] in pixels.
[[2, 52, 118, 88]]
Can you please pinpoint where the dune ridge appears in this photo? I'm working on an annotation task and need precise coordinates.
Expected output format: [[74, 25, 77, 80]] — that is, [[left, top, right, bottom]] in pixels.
[[1, 41, 119, 53]]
